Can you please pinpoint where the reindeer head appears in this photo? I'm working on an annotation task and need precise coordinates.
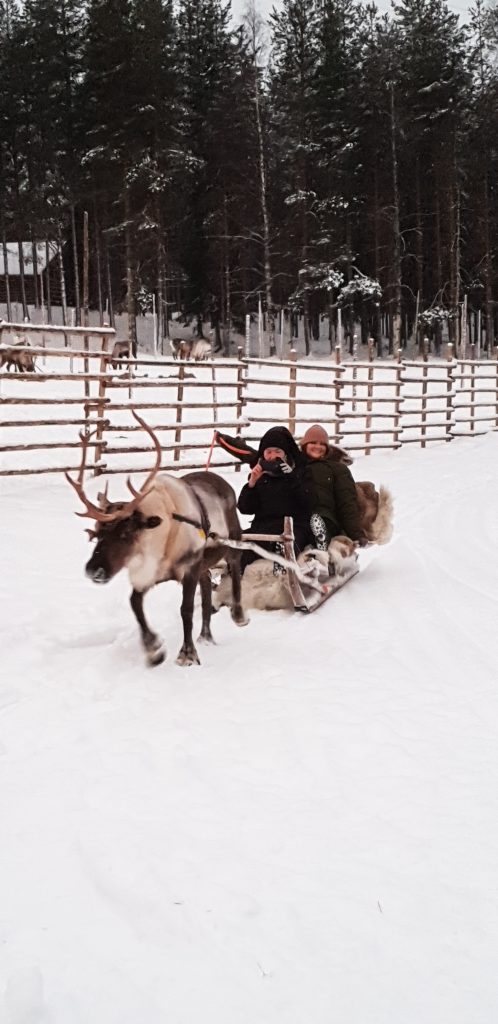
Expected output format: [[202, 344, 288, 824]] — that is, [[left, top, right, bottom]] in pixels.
[[66, 412, 163, 583]]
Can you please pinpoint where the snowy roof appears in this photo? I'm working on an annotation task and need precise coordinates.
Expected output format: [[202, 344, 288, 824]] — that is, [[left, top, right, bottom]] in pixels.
[[0, 241, 58, 276]]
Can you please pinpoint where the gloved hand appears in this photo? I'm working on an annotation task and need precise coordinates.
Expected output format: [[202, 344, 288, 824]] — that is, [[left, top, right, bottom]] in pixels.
[[259, 458, 293, 476]]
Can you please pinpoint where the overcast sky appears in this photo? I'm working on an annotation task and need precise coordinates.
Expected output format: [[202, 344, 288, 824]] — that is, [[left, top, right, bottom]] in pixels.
[[230, 0, 472, 24]]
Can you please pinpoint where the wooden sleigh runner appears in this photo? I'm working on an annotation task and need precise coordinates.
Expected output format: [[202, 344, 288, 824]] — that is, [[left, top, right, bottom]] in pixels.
[[214, 516, 360, 615], [278, 517, 359, 612]]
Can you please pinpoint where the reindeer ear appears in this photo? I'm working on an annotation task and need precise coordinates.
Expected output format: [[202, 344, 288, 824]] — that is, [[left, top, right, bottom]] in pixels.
[[144, 515, 162, 530]]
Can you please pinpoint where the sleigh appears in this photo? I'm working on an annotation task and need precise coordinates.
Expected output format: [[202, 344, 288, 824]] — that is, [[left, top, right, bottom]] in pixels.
[[215, 516, 360, 615], [210, 431, 392, 614]]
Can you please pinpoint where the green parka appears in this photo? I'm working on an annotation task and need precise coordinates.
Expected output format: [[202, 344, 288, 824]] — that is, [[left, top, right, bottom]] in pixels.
[[302, 453, 364, 542]]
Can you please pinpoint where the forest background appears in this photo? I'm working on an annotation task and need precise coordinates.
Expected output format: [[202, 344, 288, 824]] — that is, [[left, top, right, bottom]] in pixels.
[[0, 0, 497, 358]]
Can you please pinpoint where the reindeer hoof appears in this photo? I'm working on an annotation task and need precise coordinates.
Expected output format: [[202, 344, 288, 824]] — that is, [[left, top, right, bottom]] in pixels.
[[232, 606, 249, 627], [175, 646, 201, 667], [147, 645, 166, 667], [197, 630, 215, 645], [145, 635, 166, 666]]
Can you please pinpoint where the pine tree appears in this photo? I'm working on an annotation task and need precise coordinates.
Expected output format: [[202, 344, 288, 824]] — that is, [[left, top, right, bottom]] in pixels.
[[394, 0, 470, 345], [268, 0, 322, 353], [175, 0, 253, 334]]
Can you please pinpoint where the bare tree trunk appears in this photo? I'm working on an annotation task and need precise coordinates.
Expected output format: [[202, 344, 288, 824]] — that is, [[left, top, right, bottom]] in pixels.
[[223, 194, 231, 356], [390, 85, 402, 354], [124, 189, 137, 357], [17, 238, 28, 319], [246, 1, 275, 353], [82, 210, 89, 326], [448, 140, 461, 347], [104, 236, 114, 328], [93, 203, 103, 323], [70, 204, 81, 325], [434, 174, 442, 297], [31, 237, 39, 308], [483, 170, 493, 354], [156, 239, 164, 345], [56, 224, 68, 327], [45, 240, 52, 321], [2, 232, 12, 320], [415, 158, 424, 302]]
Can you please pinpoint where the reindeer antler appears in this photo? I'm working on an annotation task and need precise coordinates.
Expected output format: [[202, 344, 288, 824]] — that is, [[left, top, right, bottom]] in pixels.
[[125, 412, 162, 502], [65, 412, 162, 522]]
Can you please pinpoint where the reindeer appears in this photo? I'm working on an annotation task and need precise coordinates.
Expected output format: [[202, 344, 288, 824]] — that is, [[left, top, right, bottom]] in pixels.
[[170, 338, 212, 361], [66, 414, 247, 667], [109, 340, 131, 370], [0, 339, 36, 372]]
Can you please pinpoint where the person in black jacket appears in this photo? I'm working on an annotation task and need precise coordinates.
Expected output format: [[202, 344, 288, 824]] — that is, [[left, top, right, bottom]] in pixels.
[[300, 424, 366, 548], [237, 426, 312, 573]]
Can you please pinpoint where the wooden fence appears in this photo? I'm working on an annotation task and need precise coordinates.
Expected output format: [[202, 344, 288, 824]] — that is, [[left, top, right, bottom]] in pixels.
[[1, 328, 497, 477]]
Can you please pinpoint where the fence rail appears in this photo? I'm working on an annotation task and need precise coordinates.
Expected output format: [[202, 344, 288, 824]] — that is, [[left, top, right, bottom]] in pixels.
[[1, 330, 497, 477]]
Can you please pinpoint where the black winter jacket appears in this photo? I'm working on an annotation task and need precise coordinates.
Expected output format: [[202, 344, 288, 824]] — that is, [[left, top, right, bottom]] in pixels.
[[238, 468, 311, 548], [302, 454, 364, 541]]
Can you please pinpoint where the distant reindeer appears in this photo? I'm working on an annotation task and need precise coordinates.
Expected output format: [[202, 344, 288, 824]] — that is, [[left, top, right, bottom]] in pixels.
[[0, 338, 36, 372], [170, 338, 212, 361], [109, 340, 131, 370]]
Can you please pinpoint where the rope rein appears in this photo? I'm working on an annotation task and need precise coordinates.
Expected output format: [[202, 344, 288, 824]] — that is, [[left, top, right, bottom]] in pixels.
[[172, 504, 328, 596]]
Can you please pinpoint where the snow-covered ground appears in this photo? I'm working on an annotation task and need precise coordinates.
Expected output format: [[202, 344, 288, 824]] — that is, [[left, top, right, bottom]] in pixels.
[[1, 432, 498, 1024]]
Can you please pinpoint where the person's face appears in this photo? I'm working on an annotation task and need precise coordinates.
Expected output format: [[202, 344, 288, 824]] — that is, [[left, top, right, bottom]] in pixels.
[[263, 446, 287, 462], [306, 441, 327, 460]]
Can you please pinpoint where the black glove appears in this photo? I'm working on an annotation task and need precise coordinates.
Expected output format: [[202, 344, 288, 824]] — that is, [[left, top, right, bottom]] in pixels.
[[259, 458, 293, 476]]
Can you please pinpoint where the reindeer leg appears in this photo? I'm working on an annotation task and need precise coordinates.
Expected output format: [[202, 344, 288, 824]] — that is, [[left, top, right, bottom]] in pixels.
[[130, 588, 166, 667], [227, 552, 249, 626], [198, 570, 215, 644], [176, 568, 201, 666]]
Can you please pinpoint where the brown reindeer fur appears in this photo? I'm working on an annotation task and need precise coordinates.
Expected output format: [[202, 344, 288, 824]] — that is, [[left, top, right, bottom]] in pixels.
[[0, 339, 35, 372], [357, 483, 393, 544], [82, 470, 247, 666], [170, 338, 212, 361], [109, 340, 131, 369]]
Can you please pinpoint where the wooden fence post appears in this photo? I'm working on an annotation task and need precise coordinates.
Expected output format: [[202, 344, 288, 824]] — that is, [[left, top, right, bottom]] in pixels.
[[83, 210, 90, 400], [352, 332, 358, 412], [235, 345, 245, 472], [445, 343, 454, 442], [421, 337, 429, 447], [93, 337, 109, 475], [211, 354, 218, 424], [334, 345, 342, 443], [288, 348, 297, 435], [470, 344, 476, 434], [365, 338, 374, 454], [174, 360, 185, 462], [393, 348, 402, 449]]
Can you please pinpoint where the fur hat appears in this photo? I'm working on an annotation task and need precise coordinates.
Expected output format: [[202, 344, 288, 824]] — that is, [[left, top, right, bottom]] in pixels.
[[300, 424, 329, 448], [258, 426, 300, 464]]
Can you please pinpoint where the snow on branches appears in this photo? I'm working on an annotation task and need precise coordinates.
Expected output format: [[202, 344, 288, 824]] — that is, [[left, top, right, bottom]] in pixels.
[[288, 262, 344, 311], [338, 276, 382, 305], [418, 305, 458, 327]]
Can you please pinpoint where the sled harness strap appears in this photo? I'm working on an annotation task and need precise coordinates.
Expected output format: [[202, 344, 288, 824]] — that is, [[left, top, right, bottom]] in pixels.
[[172, 492, 212, 541]]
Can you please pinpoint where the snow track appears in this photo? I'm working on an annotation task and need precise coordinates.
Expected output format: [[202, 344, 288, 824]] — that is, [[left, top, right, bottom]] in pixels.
[[1, 434, 498, 1023]]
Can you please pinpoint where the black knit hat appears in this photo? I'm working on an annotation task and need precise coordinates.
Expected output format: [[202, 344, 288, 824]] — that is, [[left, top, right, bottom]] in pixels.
[[258, 426, 300, 464]]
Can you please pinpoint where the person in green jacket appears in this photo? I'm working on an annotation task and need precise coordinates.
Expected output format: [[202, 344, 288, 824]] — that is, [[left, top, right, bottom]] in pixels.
[[300, 424, 367, 549]]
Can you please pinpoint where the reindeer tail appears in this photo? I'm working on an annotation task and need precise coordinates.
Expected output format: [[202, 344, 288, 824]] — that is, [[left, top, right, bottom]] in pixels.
[[368, 485, 393, 545]]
